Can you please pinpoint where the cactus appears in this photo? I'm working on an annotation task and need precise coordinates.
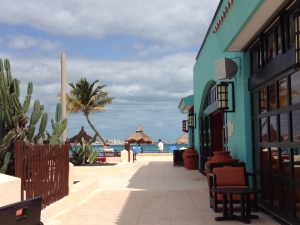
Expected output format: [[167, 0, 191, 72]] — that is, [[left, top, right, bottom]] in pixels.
[[23, 82, 33, 113], [69, 135, 100, 165], [0, 58, 54, 174], [0, 151, 12, 173], [0, 58, 70, 174], [33, 112, 48, 143], [47, 103, 67, 145]]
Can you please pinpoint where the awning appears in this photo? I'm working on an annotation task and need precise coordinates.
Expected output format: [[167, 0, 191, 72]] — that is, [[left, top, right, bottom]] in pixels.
[[178, 95, 194, 114], [227, 0, 286, 51]]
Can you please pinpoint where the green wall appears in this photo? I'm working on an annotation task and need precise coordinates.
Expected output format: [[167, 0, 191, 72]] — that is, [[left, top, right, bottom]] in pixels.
[[193, 0, 262, 171]]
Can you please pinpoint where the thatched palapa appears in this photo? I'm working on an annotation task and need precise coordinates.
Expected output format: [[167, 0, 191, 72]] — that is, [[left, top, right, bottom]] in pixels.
[[70, 126, 92, 144], [176, 133, 188, 144], [125, 124, 153, 144]]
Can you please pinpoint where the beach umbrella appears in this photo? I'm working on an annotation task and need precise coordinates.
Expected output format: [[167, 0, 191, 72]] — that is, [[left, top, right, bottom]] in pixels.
[[125, 124, 153, 144], [69, 126, 93, 144], [176, 133, 188, 144], [133, 146, 142, 154], [169, 146, 177, 153]]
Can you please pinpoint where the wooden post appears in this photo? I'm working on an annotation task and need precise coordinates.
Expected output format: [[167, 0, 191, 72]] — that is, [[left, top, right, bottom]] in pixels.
[[124, 142, 130, 162], [14, 140, 24, 200]]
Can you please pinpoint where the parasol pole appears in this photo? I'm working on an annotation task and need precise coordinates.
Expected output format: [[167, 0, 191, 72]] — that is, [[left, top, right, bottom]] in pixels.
[[124, 141, 130, 162]]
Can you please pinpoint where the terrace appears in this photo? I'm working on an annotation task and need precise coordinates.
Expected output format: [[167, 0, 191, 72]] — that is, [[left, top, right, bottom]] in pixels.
[[42, 155, 278, 225]]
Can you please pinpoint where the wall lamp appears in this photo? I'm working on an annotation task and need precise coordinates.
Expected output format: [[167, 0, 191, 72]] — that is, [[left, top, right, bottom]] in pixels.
[[182, 120, 188, 133], [188, 113, 196, 129], [294, 10, 300, 70], [217, 82, 235, 112]]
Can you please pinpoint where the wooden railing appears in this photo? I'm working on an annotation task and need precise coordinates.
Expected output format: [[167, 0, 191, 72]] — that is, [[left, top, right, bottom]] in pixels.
[[14, 140, 70, 209]]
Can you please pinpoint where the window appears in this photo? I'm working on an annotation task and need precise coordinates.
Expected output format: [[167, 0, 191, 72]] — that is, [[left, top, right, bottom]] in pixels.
[[203, 82, 217, 110], [279, 78, 287, 108], [268, 83, 276, 111], [291, 72, 300, 105], [252, 71, 300, 216], [250, 8, 298, 73]]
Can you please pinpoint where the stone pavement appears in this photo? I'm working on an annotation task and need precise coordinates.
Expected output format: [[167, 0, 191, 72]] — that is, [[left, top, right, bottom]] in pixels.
[[44, 160, 279, 225]]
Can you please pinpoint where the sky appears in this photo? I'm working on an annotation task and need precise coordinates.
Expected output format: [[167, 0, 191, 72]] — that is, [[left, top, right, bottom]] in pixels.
[[0, 0, 219, 143]]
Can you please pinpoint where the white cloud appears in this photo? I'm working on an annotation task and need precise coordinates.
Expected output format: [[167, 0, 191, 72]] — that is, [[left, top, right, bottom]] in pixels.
[[0, 0, 219, 141], [0, 0, 219, 51], [7, 35, 64, 52], [8, 35, 37, 49]]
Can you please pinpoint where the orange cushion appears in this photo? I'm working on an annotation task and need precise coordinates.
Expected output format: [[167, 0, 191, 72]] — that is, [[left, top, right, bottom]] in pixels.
[[16, 209, 22, 217], [212, 167, 246, 186]]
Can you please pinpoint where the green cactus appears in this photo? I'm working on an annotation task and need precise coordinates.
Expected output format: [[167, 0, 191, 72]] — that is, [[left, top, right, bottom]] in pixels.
[[23, 82, 33, 113], [0, 59, 3, 72], [55, 103, 61, 122], [46, 103, 67, 145], [4, 59, 11, 71], [69, 136, 100, 165], [0, 129, 20, 159], [0, 58, 53, 174], [0, 151, 12, 173], [0, 58, 70, 174]]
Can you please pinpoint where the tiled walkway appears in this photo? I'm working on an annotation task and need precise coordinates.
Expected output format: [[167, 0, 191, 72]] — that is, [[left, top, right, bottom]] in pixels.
[[44, 161, 279, 225]]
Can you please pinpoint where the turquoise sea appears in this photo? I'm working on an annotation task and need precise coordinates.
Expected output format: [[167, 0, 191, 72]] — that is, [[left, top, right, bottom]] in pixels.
[[89, 144, 188, 154]]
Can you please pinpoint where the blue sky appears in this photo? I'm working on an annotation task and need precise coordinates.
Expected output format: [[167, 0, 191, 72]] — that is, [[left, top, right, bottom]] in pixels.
[[0, 0, 219, 142]]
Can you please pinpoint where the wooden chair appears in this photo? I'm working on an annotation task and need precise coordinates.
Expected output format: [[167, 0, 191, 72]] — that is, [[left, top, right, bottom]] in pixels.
[[209, 162, 257, 212], [0, 196, 43, 225]]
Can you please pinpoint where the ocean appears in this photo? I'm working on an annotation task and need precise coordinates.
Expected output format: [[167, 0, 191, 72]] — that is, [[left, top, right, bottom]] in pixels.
[[88, 143, 188, 154]]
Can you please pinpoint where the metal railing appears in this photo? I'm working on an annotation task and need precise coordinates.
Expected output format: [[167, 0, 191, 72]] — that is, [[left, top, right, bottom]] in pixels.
[[14, 140, 70, 209]]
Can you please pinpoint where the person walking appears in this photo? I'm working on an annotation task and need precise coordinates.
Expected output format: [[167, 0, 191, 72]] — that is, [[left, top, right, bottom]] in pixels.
[[157, 139, 164, 153]]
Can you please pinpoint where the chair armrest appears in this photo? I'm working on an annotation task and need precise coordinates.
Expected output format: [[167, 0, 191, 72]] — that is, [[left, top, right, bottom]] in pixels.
[[246, 172, 257, 188], [209, 172, 217, 193]]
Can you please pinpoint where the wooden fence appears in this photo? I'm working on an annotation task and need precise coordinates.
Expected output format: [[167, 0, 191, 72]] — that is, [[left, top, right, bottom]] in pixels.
[[14, 140, 70, 209]]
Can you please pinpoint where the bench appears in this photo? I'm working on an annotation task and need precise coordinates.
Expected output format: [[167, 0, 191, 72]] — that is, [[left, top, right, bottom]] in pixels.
[[0, 196, 43, 225], [209, 162, 257, 213]]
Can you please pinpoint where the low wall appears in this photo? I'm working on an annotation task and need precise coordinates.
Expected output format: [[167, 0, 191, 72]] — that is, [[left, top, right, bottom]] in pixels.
[[106, 156, 121, 162], [136, 153, 173, 161], [73, 162, 130, 174], [0, 174, 21, 207]]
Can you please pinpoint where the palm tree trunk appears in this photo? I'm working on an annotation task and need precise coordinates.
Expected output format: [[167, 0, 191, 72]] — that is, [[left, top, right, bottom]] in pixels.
[[85, 114, 107, 145]]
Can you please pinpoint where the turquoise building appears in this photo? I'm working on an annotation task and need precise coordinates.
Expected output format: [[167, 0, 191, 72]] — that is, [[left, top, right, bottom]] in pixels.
[[179, 0, 300, 224]]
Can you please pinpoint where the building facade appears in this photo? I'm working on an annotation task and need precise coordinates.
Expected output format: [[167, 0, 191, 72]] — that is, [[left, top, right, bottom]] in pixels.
[[179, 0, 300, 224]]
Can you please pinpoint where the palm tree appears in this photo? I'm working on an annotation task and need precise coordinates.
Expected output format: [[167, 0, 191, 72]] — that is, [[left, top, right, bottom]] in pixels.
[[63, 78, 114, 145]]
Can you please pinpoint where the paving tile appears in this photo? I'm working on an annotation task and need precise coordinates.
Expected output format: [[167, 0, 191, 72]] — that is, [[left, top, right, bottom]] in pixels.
[[43, 161, 279, 225]]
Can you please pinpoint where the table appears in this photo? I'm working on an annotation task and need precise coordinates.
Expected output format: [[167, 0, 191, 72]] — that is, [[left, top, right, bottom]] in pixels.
[[211, 188, 261, 224]]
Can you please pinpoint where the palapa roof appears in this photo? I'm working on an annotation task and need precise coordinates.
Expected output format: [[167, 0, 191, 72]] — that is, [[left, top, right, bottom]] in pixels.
[[69, 126, 93, 144], [125, 124, 153, 144], [176, 132, 188, 144]]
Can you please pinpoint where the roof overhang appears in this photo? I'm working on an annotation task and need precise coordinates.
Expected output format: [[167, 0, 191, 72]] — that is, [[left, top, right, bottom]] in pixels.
[[178, 95, 194, 114], [227, 0, 288, 51]]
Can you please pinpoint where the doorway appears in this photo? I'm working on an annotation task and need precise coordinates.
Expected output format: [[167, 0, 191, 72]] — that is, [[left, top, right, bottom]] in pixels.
[[200, 111, 225, 171]]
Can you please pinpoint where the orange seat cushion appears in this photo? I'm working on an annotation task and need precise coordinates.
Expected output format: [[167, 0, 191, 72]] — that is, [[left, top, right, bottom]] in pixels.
[[212, 167, 246, 186], [16, 209, 22, 217]]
